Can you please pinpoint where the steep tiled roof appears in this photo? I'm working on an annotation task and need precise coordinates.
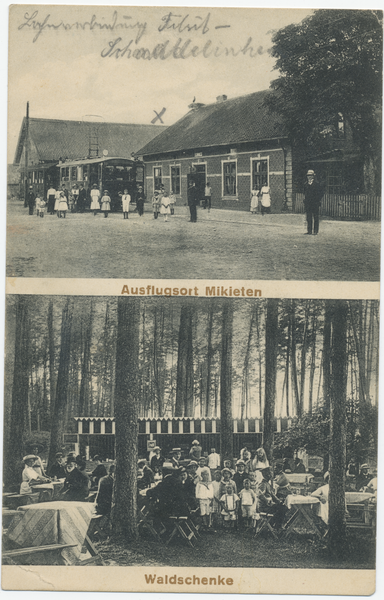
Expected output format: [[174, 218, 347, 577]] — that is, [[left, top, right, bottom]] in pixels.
[[137, 90, 285, 156], [14, 119, 166, 164]]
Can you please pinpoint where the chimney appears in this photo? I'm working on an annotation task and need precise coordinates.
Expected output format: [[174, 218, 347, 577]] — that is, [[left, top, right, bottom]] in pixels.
[[188, 102, 205, 111], [216, 95, 228, 103]]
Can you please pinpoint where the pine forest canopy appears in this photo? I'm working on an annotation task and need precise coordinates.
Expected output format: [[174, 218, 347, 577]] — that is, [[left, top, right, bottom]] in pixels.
[[4, 297, 379, 433], [266, 10, 383, 165]]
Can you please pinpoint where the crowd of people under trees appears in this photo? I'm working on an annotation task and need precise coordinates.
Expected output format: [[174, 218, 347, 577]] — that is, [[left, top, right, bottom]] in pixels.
[[19, 440, 377, 536]]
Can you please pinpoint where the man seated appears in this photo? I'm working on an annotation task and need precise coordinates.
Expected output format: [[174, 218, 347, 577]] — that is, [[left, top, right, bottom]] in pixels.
[[61, 456, 90, 501], [148, 467, 190, 524], [356, 464, 371, 491], [91, 456, 107, 488], [96, 464, 115, 516], [150, 446, 165, 473], [20, 455, 50, 494], [47, 452, 67, 479], [137, 459, 155, 489], [273, 460, 292, 501], [293, 457, 306, 473], [311, 471, 329, 524], [170, 448, 182, 468]]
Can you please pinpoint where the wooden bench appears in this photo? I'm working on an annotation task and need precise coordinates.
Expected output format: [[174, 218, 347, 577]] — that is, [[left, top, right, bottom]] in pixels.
[[346, 503, 376, 536], [3, 493, 40, 510], [2, 543, 77, 565]]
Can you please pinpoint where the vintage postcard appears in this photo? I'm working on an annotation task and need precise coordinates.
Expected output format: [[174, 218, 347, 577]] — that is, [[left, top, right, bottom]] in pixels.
[[2, 3, 382, 596]]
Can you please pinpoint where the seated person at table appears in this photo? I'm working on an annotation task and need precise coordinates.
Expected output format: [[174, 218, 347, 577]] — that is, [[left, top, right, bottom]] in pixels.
[[233, 459, 246, 492], [96, 464, 115, 516], [61, 456, 90, 501], [47, 452, 67, 479], [274, 460, 292, 501], [149, 467, 190, 521], [365, 477, 377, 496], [257, 467, 287, 529], [219, 467, 237, 496], [20, 455, 50, 494], [150, 446, 165, 473], [31, 445, 47, 478], [195, 468, 214, 528], [346, 456, 359, 477], [137, 459, 155, 489], [196, 456, 212, 481], [220, 484, 239, 529], [356, 464, 371, 491], [293, 457, 306, 474], [251, 448, 269, 484], [189, 440, 202, 462], [311, 471, 329, 524], [153, 465, 163, 482], [182, 465, 198, 510], [239, 478, 257, 528], [91, 456, 107, 488]]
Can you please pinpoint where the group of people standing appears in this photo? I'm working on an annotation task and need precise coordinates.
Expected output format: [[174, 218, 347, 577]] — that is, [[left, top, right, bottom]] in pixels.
[[250, 184, 272, 216]]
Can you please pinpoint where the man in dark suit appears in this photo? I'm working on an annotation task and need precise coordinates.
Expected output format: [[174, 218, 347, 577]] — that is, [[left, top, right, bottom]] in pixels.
[[187, 181, 198, 223], [303, 170, 323, 235]]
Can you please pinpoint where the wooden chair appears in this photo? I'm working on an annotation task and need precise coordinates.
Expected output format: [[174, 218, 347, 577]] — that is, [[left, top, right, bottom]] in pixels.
[[254, 512, 279, 540], [166, 516, 199, 548], [138, 506, 165, 542]]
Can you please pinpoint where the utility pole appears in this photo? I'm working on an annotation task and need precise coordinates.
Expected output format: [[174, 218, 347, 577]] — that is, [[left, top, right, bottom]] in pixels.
[[24, 102, 29, 207]]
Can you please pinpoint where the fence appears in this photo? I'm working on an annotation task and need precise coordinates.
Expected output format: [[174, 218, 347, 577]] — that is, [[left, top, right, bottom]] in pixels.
[[293, 193, 381, 221]]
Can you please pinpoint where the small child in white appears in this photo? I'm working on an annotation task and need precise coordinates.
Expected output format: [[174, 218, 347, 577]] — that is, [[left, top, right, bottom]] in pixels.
[[160, 191, 171, 222], [37, 196, 46, 218], [239, 478, 257, 528], [169, 191, 176, 215], [195, 467, 214, 529], [211, 469, 222, 529], [220, 483, 239, 529]]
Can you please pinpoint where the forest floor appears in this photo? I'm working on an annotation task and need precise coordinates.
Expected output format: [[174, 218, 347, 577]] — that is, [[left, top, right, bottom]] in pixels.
[[6, 197, 380, 281], [96, 527, 376, 570]]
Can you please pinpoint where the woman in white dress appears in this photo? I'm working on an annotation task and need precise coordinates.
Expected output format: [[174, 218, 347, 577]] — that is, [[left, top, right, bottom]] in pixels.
[[121, 188, 131, 220], [58, 191, 68, 218], [100, 190, 111, 218], [250, 187, 259, 214], [20, 455, 48, 494], [160, 191, 171, 222], [90, 184, 100, 216]]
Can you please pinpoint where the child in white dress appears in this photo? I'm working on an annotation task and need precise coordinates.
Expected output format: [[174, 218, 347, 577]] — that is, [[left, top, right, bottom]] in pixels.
[[195, 468, 214, 528], [100, 190, 111, 218], [90, 185, 100, 216], [220, 484, 239, 529], [160, 191, 171, 222]]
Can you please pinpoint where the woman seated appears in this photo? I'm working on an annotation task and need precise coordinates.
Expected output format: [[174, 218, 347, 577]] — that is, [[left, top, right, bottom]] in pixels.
[[20, 455, 50, 494]]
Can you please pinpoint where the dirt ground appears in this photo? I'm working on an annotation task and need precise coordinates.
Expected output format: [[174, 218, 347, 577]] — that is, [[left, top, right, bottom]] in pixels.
[[96, 528, 376, 570], [6, 198, 380, 281]]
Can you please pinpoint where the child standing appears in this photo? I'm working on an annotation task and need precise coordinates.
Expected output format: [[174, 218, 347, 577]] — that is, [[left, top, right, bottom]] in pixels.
[[211, 469, 222, 529], [37, 196, 46, 218], [220, 484, 239, 530], [239, 479, 257, 529], [152, 191, 160, 219], [58, 191, 68, 218], [100, 190, 111, 218], [160, 190, 171, 222], [90, 184, 100, 216], [169, 191, 176, 215], [195, 468, 214, 529], [260, 185, 271, 215], [35, 194, 41, 217], [121, 188, 131, 219], [250, 187, 259, 214]]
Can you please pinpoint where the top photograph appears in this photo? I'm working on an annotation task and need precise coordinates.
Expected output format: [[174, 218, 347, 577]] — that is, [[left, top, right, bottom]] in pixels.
[[7, 6, 382, 281]]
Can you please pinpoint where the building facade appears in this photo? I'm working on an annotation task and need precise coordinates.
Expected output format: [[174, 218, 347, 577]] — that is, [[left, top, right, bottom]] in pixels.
[[137, 91, 292, 212]]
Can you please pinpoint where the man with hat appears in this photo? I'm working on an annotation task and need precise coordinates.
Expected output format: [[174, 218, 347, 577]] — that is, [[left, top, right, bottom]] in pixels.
[[27, 186, 36, 215], [233, 459, 247, 492], [47, 452, 67, 479], [356, 464, 371, 491], [170, 448, 182, 468], [257, 467, 287, 529], [150, 446, 165, 473], [273, 460, 291, 501], [20, 455, 49, 494], [61, 455, 90, 501], [137, 459, 155, 489], [303, 169, 323, 235], [91, 455, 107, 488], [136, 185, 146, 217]]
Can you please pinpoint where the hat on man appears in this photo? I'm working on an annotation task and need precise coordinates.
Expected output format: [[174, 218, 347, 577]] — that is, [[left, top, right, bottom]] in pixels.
[[171, 448, 181, 453], [23, 454, 37, 462], [187, 460, 198, 468], [55, 452, 63, 458], [236, 459, 245, 466], [192, 440, 200, 446], [307, 169, 315, 176], [360, 464, 369, 470], [153, 446, 161, 451], [221, 467, 232, 475], [66, 455, 77, 465], [138, 459, 146, 466]]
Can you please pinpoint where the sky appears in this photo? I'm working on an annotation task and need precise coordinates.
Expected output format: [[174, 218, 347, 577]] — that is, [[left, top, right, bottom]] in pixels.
[[7, 5, 313, 161]]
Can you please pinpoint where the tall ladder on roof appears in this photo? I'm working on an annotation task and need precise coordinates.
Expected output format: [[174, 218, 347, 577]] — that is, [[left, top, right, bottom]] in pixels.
[[88, 125, 99, 158]]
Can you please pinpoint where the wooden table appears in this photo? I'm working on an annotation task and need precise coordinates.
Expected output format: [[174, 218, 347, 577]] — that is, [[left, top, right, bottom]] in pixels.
[[282, 494, 321, 539], [5, 501, 101, 565]]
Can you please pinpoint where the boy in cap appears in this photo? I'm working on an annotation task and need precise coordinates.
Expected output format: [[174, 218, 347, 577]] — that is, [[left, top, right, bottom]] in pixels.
[[48, 451, 67, 479], [233, 459, 247, 492]]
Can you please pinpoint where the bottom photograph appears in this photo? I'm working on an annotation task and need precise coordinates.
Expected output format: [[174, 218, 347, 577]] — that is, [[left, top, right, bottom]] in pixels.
[[2, 296, 378, 582]]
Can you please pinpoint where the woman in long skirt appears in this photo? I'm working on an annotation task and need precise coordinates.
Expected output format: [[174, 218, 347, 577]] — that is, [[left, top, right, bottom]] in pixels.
[[250, 187, 259, 214], [160, 191, 171, 222]]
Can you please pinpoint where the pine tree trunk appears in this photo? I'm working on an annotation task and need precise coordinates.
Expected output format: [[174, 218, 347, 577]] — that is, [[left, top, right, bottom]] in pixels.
[[322, 303, 332, 414], [308, 313, 317, 415], [48, 300, 56, 424], [111, 297, 140, 542], [48, 299, 73, 471], [175, 305, 194, 417], [4, 297, 30, 489], [290, 300, 301, 417], [264, 299, 279, 464], [79, 304, 93, 416], [220, 301, 234, 461], [206, 302, 214, 417], [328, 300, 348, 556]]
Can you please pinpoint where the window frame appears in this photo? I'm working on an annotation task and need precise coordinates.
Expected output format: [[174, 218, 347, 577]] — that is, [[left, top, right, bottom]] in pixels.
[[250, 157, 269, 192], [222, 159, 237, 197], [153, 166, 162, 191], [170, 164, 181, 195]]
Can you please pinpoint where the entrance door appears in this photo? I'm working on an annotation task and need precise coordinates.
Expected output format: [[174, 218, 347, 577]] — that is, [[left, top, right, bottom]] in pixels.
[[193, 164, 206, 204]]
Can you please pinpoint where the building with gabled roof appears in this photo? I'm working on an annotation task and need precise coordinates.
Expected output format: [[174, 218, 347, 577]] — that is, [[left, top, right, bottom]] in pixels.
[[136, 90, 292, 212]]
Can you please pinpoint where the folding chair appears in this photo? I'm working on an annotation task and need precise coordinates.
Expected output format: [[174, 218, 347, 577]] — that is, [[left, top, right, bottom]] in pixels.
[[254, 512, 279, 540], [166, 516, 199, 548], [138, 505, 165, 542]]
